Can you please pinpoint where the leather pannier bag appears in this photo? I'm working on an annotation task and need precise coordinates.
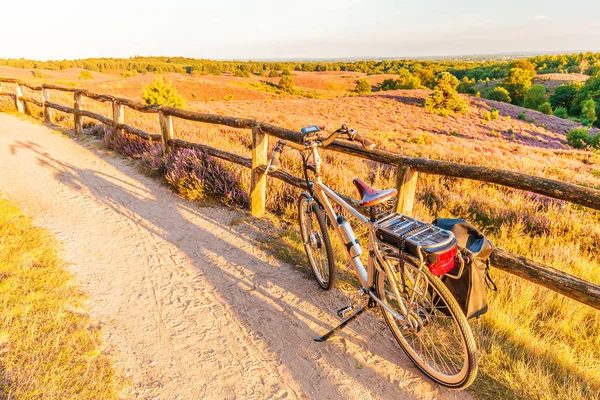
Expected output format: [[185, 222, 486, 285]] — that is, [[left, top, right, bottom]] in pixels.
[[433, 218, 495, 319]]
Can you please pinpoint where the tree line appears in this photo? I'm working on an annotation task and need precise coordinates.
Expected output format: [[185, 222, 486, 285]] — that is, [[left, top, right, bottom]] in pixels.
[[2, 52, 599, 85]]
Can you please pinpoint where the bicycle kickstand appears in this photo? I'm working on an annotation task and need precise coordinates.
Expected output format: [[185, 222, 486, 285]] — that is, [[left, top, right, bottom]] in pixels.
[[314, 299, 373, 342]]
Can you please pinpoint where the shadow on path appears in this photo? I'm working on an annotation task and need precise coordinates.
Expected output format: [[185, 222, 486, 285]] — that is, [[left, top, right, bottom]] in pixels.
[[6, 136, 449, 399]]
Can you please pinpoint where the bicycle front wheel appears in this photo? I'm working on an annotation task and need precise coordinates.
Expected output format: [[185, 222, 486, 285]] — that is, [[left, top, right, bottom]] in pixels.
[[298, 192, 335, 290], [375, 259, 477, 389]]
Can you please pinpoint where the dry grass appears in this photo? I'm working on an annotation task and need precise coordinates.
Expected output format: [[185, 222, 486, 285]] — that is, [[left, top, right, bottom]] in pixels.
[[1, 71, 600, 399], [0, 196, 119, 399]]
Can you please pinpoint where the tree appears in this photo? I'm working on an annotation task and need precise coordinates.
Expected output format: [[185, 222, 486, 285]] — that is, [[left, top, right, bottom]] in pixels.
[[571, 74, 600, 124], [378, 69, 422, 91], [355, 79, 372, 94], [549, 82, 582, 111], [424, 72, 468, 116], [457, 77, 477, 95], [511, 59, 537, 73], [412, 66, 435, 88], [142, 77, 185, 108], [487, 87, 511, 103], [582, 99, 597, 126], [579, 58, 590, 75], [523, 84, 547, 110], [279, 74, 294, 92], [396, 68, 422, 89], [502, 67, 536, 105]]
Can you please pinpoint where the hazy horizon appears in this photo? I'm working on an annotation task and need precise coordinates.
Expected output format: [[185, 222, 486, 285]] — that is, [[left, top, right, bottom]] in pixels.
[[1, 1, 599, 61]]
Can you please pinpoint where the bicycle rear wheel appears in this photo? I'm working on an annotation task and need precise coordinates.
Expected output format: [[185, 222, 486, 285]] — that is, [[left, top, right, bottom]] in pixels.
[[298, 192, 335, 290], [375, 257, 477, 389]]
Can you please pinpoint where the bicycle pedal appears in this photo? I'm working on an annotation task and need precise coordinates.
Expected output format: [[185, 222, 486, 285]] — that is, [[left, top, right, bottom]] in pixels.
[[337, 305, 355, 318]]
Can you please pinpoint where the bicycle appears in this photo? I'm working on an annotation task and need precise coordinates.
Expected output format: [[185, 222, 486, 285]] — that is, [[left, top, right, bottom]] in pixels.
[[265, 124, 477, 389]]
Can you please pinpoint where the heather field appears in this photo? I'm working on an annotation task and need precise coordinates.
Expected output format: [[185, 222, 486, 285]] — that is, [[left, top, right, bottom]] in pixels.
[[1, 67, 600, 399]]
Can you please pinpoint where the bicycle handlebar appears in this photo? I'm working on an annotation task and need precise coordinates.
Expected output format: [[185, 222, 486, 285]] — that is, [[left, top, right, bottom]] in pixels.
[[264, 124, 375, 174], [320, 124, 375, 150]]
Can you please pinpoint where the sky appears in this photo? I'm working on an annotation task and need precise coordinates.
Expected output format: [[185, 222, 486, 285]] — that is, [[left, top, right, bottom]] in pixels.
[[1, 0, 599, 61]]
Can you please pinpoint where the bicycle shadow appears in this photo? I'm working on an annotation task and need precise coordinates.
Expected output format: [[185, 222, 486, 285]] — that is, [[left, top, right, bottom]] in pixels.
[[8, 136, 467, 399]]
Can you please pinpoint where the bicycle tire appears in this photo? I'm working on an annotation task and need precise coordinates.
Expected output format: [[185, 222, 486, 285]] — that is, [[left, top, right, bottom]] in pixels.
[[297, 192, 335, 290], [375, 260, 477, 389]]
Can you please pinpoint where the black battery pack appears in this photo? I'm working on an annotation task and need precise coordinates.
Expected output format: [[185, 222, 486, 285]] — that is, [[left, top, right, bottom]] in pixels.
[[375, 214, 456, 261]]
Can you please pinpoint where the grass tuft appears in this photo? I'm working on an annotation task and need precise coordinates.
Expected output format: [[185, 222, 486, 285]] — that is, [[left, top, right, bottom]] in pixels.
[[0, 196, 119, 399]]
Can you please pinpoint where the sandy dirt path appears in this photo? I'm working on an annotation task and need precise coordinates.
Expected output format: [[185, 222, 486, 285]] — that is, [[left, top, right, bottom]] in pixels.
[[0, 113, 473, 400]]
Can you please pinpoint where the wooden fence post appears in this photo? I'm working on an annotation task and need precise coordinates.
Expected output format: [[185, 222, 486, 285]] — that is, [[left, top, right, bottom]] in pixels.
[[159, 110, 173, 155], [74, 90, 83, 134], [15, 83, 25, 113], [251, 123, 268, 217], [395, 165, 418, 215], [112, 101, 124, 146], [42, 88, 52, 123]]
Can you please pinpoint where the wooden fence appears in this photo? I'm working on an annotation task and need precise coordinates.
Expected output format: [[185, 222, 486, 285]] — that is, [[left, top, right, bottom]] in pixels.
[[1, 76, 599, 310]]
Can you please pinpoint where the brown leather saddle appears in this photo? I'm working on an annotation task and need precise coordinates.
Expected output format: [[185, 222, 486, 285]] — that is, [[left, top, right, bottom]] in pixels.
[[352, 178, 398, 207]]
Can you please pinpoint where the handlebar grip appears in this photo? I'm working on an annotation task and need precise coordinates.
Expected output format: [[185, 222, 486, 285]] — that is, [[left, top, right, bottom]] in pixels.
[[354, 133, 375, 150]]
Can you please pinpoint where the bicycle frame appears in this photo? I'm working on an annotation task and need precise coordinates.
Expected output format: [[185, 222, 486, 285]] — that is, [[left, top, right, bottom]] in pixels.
[[301, 143, 429, 320]]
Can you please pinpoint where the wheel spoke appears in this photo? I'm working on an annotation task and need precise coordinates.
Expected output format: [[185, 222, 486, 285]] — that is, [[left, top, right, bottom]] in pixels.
[[298, 195, 334, 290], [376, 261, 476, 387]]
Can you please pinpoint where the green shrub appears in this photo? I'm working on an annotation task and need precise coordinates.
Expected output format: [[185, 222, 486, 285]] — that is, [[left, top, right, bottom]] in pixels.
[[32, 70, 49, 78], [487, 86, 511, 103], [121, 70, 137, 78], [379, 78, 397, 91], [279, 74, 295, 92], [490, 108, 499, 120], [379, 69, 422, 91], [582, 99, 597, 126], [78, 70, 93, 80], [424, 72, 468, 116], [566, 127, 591, 149], [482, 108, 499, 121], [538, 102, 553, 115], [142, 77, 185, 108], [407, 132, 432, 145], [590, 133, 600, 149], [234, 69, 250, 78], [268, 70, 281, 78], [523, 84, 547, 110], [518, 111, 527, 120], [355, 78, 372, 94], [553, 106, 568, 118], [457, 77, 477, 95]]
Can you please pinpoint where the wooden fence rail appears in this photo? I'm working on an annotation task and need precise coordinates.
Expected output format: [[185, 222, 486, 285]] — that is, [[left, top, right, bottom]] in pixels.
[[1, 76, 599, 310]]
